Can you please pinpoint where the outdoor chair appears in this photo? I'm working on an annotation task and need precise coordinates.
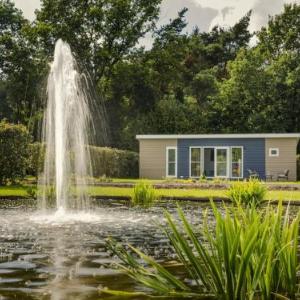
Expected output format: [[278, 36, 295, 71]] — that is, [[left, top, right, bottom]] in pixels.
[[265, 171, 273, 181], [277, 169, 289, 181], [247, 169, 259, 179]]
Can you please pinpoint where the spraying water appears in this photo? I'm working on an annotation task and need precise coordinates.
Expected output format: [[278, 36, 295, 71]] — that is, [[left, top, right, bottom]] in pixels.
[[38, 39, 94, 211]]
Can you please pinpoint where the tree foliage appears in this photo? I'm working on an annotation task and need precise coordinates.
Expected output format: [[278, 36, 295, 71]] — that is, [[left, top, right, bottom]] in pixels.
[[0, 1, 300, 151], [0, 120, 31, 184], [0, 0, 47, 131], [34, 0, 162, 80]]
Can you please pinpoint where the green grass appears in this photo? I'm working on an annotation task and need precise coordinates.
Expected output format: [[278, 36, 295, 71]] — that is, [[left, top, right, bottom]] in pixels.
[[88, 186, 226, 198], [2, 184, 300, 201], [89, 186, 300, 201], [0, 186, 30, 197]]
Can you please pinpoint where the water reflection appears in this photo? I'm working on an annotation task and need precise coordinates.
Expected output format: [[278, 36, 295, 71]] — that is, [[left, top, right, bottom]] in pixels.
[[0, 200, 214, 300]]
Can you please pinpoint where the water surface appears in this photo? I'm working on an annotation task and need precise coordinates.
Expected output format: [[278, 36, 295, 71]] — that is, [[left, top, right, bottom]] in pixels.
[[0, 199, 214, 300]]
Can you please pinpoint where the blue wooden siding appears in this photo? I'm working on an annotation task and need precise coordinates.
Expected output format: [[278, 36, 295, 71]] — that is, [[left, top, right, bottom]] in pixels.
[[177, 138, 265, 178]]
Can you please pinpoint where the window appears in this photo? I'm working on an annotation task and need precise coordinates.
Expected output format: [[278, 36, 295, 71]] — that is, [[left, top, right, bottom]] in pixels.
[[231, 147, 243, 178], [190, 147, 202, 177], [166, 147, 177, 177], [215, 148, 229, 177], [269, 148, 279, 157]]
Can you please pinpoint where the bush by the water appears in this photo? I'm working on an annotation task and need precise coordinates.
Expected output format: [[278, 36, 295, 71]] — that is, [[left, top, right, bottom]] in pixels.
[[0, 120, 31, 185], [131, 182, 157, 208], [89, 146, 138, 178], [27, 144, 139, 179], [27, 143, 45, 176], [106, 201, 300, 299], [227, 179, 267, 207]]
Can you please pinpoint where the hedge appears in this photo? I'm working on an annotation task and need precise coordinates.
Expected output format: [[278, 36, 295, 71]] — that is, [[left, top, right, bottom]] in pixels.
[[27, 144, 139, 179], [89, 146, 139, 178], [0, 120, 31, 185]]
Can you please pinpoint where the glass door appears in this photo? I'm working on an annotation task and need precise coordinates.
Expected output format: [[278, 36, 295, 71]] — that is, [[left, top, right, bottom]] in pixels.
[[215, 147, 229, 177], [203, 148, 215, 177]]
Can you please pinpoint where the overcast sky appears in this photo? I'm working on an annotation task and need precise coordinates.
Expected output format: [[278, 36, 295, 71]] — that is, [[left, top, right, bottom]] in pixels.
[[13, 0, 300, 46]]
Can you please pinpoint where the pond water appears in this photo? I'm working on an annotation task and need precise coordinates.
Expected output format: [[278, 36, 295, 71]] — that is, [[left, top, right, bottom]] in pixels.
[[0, 199, 217, 300]]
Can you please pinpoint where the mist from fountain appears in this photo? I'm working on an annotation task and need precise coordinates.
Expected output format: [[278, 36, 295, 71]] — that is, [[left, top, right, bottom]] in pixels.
[[38, 39, 94, 212]]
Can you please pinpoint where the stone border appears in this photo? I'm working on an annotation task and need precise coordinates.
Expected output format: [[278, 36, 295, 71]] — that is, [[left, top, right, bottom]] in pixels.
[[1, 195, 300, 206], [92, 195, 300, 205]]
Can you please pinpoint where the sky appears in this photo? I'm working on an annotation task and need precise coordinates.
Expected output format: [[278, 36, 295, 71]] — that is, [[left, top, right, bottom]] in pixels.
[[13, 0, 300, 47]]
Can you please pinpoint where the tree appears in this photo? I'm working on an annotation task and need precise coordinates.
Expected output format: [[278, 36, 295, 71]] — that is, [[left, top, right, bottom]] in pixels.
[[186, 11, 252, 79], [104, 8, 190, 149], [210, 46, 300, 134], [0, 0, 47, 130], [209, 48, 276, 133], [210, 4, 300, 134], [34, 0, 162, 81], [0, 120, 31, 185], [258, 4, 300, 56]]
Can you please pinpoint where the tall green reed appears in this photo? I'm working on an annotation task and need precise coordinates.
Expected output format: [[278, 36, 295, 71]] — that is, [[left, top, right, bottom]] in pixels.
[[104, 201, 300, 299], [227, 179, 267, 207], [131, 181, 157, 208]]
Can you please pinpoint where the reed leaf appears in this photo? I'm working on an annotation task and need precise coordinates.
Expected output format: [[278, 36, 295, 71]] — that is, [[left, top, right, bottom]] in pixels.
[[105, 201, 300, 299]]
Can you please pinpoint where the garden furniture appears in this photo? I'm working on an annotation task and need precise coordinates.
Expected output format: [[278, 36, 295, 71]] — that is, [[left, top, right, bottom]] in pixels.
[[247, 169, 259, 179], [277, 169, 289, 181], [265, 171, 273, 181]]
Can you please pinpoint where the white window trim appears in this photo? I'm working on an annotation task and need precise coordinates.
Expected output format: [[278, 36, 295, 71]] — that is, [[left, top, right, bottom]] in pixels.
[[186, 146, 245, 179], [269, 148, 279, 157], [230, 146, 244, 179], [166, 147, 177, 178], [189, 147, 203, 178], [187, 146, 244, 179], [215, 147, 230, 178]]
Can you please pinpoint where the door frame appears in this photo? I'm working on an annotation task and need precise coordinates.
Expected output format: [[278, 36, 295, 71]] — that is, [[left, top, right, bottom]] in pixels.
[[214, 147, 230, 178]]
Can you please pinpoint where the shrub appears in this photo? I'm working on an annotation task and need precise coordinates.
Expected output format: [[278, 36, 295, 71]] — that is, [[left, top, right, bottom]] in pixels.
[[227, 179, 267, 207], [105, 201, 300, 299], [25, 185, 37, 199], [26, 144, 139, 179], [89, 146, 138, 178], [0, 120, 31, 185], [27, 142, 45, 176], [131, 181, 157, 208]]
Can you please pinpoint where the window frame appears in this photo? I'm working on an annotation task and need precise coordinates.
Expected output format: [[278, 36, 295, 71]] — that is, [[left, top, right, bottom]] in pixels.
[[214, 147, 230, 178], [269, 148, 279, 157], [186, 145, 244, 179], [230, 146, 244, 179], [189, 147, 203, 178], [166, 146, 177, 178]]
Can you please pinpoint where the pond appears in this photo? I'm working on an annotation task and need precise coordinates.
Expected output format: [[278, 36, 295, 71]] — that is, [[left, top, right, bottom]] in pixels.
[[0, 199, 218, 300]]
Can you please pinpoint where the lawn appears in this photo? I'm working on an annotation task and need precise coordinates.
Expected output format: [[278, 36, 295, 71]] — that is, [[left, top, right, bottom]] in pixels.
[[0, 186, 29, 197], [89, 186, 300, 201], [2, 184, 300, 201]]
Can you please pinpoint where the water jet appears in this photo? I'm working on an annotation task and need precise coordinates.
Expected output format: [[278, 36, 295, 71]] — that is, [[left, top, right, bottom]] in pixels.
[[38, 39, 94, 211]]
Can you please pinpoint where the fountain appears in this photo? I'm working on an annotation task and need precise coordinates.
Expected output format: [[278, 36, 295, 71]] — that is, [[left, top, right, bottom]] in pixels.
[[38, 39, 94, 212], [0, 39, 216, 300]]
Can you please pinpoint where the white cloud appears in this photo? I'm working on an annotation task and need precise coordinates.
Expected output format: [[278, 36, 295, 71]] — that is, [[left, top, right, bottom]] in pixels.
[[191, 0, 300, 32], [12, 0, 300, 34], [13, 0, 40, 20]]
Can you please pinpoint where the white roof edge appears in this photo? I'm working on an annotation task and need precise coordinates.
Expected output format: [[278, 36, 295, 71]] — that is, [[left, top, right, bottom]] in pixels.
[[136, 133, 300, 140]]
